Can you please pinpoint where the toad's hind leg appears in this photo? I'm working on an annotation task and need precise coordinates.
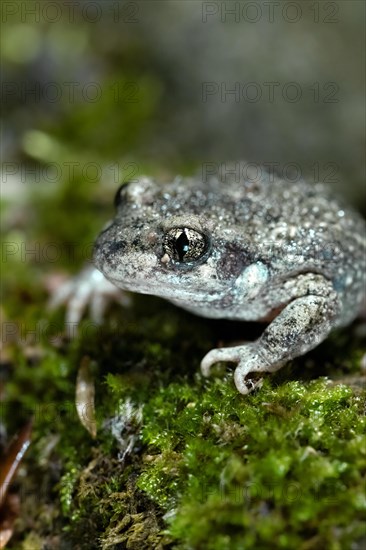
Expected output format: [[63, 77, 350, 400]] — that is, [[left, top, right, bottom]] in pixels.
[[201, 288, 340, 395]]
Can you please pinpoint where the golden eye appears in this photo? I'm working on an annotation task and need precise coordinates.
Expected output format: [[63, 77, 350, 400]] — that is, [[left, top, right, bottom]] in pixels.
[[163, 227, 209, 264]]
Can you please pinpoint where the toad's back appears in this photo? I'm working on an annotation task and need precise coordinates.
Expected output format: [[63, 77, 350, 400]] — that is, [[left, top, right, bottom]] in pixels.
[[192, 172, 365, 326]]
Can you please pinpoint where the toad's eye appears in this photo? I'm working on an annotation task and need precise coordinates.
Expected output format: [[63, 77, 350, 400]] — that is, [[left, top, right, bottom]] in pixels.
[[114, 182, 131, 208], [163, 227, 210, 265]]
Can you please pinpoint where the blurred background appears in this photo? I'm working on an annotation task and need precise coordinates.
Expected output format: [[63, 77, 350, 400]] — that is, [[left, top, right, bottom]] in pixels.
[[1, 0, 365, 207]]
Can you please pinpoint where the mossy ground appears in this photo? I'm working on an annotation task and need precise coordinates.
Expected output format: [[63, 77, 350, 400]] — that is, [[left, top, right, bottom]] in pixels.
[[1, 167, 365, 549]]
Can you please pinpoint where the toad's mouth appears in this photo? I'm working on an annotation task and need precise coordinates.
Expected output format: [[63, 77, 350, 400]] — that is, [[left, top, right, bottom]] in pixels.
[[101, 273, 226, 304]]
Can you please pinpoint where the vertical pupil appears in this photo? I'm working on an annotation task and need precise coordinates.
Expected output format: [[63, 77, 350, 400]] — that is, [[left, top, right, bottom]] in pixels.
[[175, 230, 190, 261]]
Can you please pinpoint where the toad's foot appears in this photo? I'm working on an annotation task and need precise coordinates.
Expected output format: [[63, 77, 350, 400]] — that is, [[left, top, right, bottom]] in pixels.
[[201, 344, 274, 395], [201, 292, 340, 395], [48, 266, 130, 326]]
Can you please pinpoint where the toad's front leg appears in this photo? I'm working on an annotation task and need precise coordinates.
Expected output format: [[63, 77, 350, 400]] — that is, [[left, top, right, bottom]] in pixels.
[[201, 275, 340, 394]]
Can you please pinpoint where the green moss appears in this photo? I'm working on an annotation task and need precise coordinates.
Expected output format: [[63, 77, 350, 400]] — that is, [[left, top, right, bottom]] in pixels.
[[3, 171, 365, 549], [134, 378, 365, 549], [2, 250, 365, 549]]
